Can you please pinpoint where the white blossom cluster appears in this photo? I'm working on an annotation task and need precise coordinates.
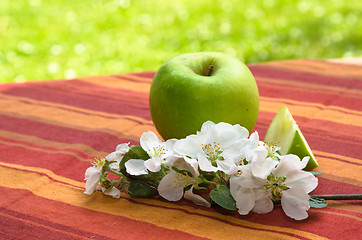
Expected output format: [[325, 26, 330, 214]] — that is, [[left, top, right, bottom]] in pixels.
[[84, 121, 318, 220]]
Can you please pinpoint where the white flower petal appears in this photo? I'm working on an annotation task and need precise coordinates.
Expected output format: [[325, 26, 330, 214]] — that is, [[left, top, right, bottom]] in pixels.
[[237, 164, 265, 188], [115, 142, 130, 153], [105, 151, 121, 162], [285, 170, 318, 194], [200, 120, 215, 133], [300, 156, 310, 169], [230, 176, 255, 215], [198, 154, 219, 172], [273, 154, 303, 177], [144, 157, 162, 172], [252, 188, 274, 214], [125, 159, 148, 175], [140, 131, 161, 153], [84, 166, 101, 195], [158, 171, 185, 201], [174, 134, 203, 158], [205, 122, 249, 149], [165, 155, 199, 177], [184, 186, 211, 207], [250, 146, 277, 179], [106, 143, 130, 162], [281, 187, 310, 220], [108, 161, 120, 170], [102, 187, 121, 199], [216, 159, 238, 175]]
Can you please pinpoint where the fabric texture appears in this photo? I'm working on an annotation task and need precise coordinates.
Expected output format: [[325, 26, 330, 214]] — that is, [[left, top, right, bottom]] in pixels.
[[0, 59, 361, 240]]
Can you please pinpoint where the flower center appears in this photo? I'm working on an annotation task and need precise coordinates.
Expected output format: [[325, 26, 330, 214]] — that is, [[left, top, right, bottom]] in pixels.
[[175, 173, 195, 188], [264, 173, 288, 201], [152, 145, 167, 158], [202, 142, 223, 164], [262, 142, 281, 160]]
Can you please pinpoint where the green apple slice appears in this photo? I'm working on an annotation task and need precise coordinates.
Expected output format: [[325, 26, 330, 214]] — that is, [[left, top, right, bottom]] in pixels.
[[264, 106, 319, 170]]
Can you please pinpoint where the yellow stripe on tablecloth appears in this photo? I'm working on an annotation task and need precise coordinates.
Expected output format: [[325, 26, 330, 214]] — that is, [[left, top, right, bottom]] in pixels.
[[0, 166, 327, 240]]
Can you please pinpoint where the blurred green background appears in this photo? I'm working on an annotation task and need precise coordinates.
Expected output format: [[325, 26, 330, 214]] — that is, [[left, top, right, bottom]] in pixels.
[[1, 0, 361, 83]]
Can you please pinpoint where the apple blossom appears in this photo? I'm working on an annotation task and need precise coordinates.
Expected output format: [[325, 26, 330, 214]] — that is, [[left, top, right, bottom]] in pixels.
[[158, 155, 210, 206], [125, 131, 176, 175], [231, 154, 318, 220], [174, 121, 249, 175]]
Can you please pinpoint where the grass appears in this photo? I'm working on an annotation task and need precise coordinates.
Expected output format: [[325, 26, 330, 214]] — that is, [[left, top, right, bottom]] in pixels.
[[1, 0, 361, 83]]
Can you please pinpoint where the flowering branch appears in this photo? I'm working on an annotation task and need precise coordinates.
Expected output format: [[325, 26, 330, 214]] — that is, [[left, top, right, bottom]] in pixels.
[[84, 121, 361, 221]]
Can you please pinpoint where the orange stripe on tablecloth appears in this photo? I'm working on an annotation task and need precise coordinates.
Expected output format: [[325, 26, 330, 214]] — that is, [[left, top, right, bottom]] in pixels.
[[0, 97, 159, 141], [263, 60, 362, 78], [77, 75, 151, 93], [0, 211, 93, 240], [0, 166, 327, 240], [0, 130, 107, 159], [260, 97, 362, 127]]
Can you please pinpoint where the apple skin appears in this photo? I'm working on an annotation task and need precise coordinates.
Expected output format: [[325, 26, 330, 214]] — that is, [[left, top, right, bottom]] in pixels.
[[149, 52, 259, 140]]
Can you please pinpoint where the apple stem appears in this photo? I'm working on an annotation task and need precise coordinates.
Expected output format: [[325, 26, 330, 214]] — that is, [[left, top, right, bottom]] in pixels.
[[310, 194, 362, 200], [273, 194, 362, 205], [207, 65, 214, 76]]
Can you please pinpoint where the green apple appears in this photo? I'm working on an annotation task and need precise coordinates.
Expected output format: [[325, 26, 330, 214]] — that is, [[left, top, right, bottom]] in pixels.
[[149, 52, 259, 140], [264, 106, 319, 171]]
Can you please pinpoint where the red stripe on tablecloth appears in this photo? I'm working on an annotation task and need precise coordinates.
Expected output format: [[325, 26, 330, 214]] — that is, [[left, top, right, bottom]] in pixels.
[[249, 64, 362, 90], [0, 187, 208, 240]]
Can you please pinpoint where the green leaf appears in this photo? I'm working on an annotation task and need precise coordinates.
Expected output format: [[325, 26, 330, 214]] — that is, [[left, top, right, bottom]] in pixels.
[[119, 145, 149, 169], [210, 186, 237, 210], [309, 196, 328, 208], [127, 180, 158, 198]]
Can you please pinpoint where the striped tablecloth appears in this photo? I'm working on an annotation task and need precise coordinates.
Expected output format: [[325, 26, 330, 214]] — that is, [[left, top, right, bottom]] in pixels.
[[0, 59, 361, 240]]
